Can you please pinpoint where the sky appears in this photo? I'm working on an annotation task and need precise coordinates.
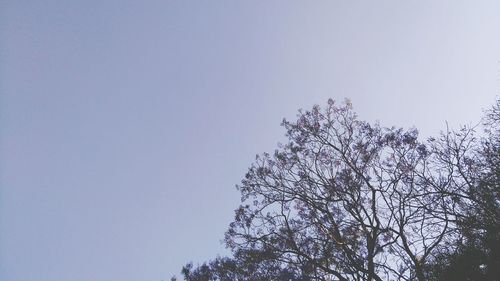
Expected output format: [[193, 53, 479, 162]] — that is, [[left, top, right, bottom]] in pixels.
[[0, 1, 499, 280]]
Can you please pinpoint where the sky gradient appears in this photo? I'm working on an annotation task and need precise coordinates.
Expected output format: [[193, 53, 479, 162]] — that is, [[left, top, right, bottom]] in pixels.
[[1, 1, 499, 280]]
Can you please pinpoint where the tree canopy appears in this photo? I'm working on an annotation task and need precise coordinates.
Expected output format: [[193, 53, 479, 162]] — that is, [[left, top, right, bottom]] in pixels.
[[176, 98, 499, 281]]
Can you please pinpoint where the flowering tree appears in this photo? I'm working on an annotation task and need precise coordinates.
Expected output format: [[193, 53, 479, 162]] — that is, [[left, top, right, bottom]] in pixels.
[[179, 98, 499, 281], [424, 99, 500, 280]]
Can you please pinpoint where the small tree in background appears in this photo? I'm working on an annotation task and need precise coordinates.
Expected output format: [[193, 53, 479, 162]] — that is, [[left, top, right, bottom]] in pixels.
[[178, 98, 499, 281]]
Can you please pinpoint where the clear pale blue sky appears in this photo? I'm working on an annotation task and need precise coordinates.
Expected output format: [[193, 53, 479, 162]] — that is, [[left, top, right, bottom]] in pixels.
[[1, 1, 499, 280]]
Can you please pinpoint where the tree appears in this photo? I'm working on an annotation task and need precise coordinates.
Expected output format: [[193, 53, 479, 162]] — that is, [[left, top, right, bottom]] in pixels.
[[178, 98, 499, 281], [425, 99, 500, 281], [180, 250, 311, 281]]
